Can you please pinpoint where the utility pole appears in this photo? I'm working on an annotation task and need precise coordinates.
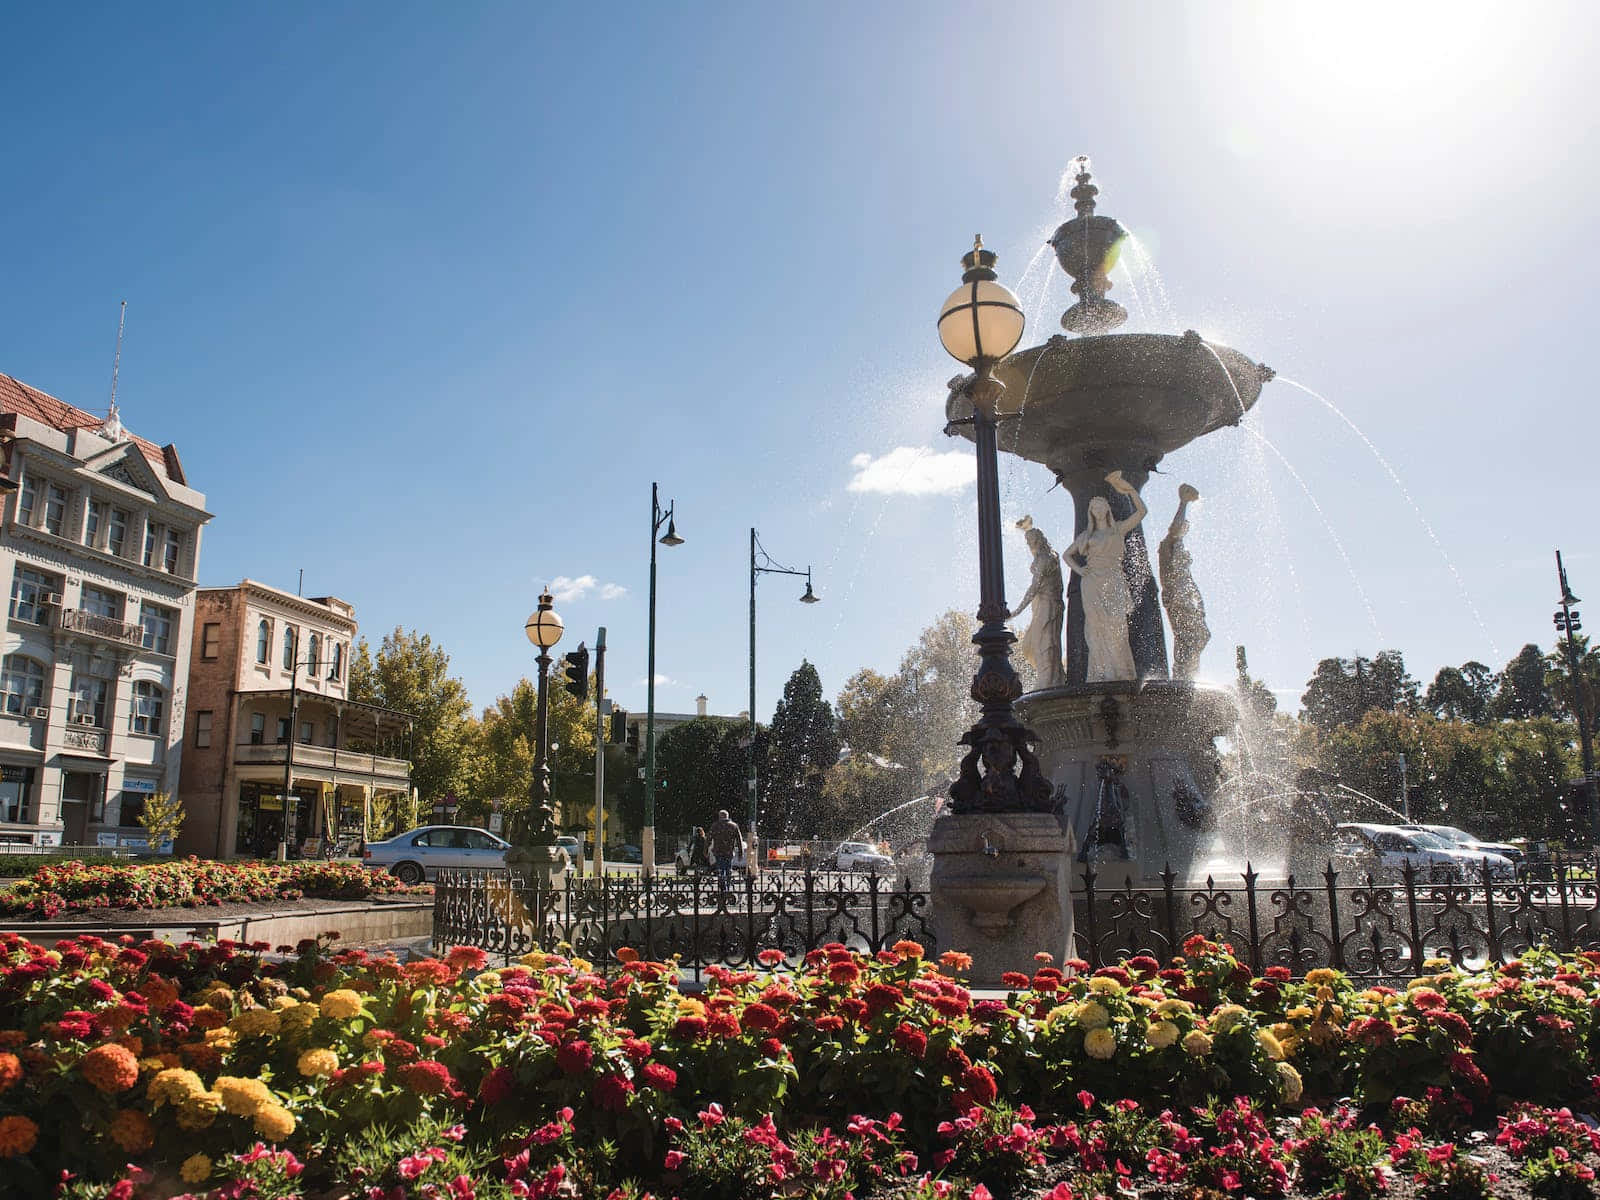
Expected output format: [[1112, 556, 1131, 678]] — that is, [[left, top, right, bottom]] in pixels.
[[593, 627, 607, 879], [1396, 753, 1409, 822]]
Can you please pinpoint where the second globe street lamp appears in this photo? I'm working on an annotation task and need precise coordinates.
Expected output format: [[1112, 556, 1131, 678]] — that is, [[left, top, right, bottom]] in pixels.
[[937, 235, 1053, 812], [522, 589, 564, 848]]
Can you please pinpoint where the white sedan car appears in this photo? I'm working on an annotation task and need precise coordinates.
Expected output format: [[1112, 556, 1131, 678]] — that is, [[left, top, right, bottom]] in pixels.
[[362, 825, 510, 884], [834, 841, 894, 873], [1334, 823, 1515, 882]]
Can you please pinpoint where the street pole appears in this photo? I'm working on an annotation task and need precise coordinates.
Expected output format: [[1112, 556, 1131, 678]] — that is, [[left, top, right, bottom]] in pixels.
[[593, 626, 607, 879], [645, 483, 660, 876], [1396, 753, 1409, 822], [279, 631, 299, 861], [1555, 550, 1597, 846], [532, 642, 553, 841]]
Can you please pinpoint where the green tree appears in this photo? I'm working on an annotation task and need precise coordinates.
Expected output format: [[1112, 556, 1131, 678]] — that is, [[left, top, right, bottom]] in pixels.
[[1300, 651, 1419, 732], [1425, 661, 1496, 724], [349, 629, 473, 808], [138, 792, 184, 851], [894, 610, 980, 798], [463, 675, 600, 834], [763, 660, 840, 841], [1495, 643, 1556, 719], [1545, 633, 1600, 729]]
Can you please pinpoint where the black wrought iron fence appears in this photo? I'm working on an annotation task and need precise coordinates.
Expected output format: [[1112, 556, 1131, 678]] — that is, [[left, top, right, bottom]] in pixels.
[[432, 859, 1600, 982]]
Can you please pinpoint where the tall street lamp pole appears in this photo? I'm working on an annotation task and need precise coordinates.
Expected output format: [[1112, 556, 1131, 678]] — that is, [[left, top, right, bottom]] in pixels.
[[523, 589, 565, 844], [748, 528, 820, 856], [1554, 551, 1597, 845], [937, 237, 1052, 813], [644, 483, 684, 876]]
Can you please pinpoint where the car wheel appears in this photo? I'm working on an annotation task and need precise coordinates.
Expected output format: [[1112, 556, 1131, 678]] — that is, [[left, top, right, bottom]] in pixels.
[[393, 861, 425, 886]]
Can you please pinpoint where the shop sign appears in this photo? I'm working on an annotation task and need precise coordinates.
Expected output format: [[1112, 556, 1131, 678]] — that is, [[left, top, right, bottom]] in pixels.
[[0, 765, 29, 783], [258, 795, 284, 812], [122, 778, 158, 794]]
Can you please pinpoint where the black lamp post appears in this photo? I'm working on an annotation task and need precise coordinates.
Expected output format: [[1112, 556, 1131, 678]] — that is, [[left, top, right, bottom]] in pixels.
[[1554, 551, 1597, 846], [938, 237, 1053, 814], [523, 588, 565, 844]]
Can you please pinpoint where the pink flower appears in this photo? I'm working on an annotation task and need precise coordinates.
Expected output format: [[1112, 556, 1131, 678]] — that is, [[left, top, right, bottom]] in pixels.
[[663, 1150, 685, 1170]]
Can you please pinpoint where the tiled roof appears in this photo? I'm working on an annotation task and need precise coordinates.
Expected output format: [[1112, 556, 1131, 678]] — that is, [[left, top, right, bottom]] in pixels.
[[0, 372, 178, 481]]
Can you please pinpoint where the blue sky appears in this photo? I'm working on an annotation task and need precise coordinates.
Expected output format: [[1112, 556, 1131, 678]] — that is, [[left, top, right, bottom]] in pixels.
[[2, 2, 1595, 720]]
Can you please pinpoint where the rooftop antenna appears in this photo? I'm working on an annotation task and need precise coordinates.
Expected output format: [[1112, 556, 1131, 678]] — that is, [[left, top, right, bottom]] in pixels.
[[104, 300, 128, 443]]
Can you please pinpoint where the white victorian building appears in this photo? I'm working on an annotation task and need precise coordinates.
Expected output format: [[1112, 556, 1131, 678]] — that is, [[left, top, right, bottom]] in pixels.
[[0, 373, 210, 847]]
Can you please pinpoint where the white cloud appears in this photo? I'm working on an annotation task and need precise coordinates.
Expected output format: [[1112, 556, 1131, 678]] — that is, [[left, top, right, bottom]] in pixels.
[[635, 674, 674, 687], [847, 446, 973, 496], [548, 575, 627, 603]]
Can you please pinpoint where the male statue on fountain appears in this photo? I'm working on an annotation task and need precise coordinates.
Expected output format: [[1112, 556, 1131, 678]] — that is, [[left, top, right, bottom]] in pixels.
[[1010, 516, 1066, 691]]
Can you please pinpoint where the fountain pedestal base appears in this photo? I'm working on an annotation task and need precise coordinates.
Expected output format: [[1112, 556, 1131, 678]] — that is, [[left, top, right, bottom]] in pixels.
[[929, 812, 1073, 984], [1019, 680, 1238, 889]]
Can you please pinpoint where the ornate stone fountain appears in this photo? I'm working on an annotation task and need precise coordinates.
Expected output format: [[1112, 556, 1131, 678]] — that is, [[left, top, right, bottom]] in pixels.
[[945, 160, 1275, 889]]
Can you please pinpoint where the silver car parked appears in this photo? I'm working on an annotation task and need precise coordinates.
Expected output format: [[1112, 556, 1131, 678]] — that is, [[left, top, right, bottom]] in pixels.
[[362, 825, 509, 884]]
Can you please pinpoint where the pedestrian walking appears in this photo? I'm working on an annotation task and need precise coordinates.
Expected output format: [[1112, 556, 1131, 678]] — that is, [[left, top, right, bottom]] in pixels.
[[708, 809, 744, 894]]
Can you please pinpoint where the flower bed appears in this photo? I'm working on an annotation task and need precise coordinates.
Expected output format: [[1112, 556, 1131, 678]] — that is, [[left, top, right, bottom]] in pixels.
[[0, 859, 423, 920], [0, 934, 1597, 1198]]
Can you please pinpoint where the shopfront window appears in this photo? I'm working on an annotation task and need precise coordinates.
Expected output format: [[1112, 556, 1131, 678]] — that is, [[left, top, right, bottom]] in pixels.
[[0, 766, 34, 823]]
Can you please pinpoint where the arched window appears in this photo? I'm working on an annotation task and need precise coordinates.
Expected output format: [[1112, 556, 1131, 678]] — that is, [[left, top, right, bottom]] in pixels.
[[256, 619, 270, 665], [329, 642, 342, 681], [282, 626, 295, 671], [0, 656, 45, 715], [130, 681, 165, 735], [307, 634, 321, 677]]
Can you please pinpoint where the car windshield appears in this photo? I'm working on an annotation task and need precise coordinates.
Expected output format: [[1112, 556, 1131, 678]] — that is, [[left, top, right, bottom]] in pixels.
[[1407, 831, 1454, 849], [1432, 826, 1474, 843]]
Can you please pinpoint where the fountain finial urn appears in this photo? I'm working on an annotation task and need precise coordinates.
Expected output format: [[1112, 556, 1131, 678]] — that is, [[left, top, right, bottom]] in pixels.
[[1050, 156, 1129, 334]]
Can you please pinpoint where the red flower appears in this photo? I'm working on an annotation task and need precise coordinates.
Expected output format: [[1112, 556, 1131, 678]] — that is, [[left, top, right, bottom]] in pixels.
[[478, 1066, 514, 1106], [556, 1039, 594, 1075], [960, 1064, 999, 1104], [827, 961, 861, 986], [664, 1149, 685, 1170], [839, 998, 869, 1022], [892, 1023, 928, 1057], [707, 1013, 740, 1038], [864, 983, 905, 1017], [672, 1016, 707, 1038], [742, 1003, 781, 1032], [815, 1015, 845, 1033], [396, 1060, 455, 1096], [621, 1037, 652, 1062], [1001, 972, 1031, 989], [595, 1073, 633, 1112], [640, 1062, 677, 1091]]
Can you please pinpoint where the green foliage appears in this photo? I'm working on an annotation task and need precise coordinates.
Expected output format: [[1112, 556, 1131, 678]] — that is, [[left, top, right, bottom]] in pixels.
[[1300, 651, 1420, 732], [350, 628, 473, 808], [135, 791, 184, 850], [1425, 661, 1497, 724], [763, 660, 839, 840], [653, 717, 751, 836], [1496, 643, 1557, 719]]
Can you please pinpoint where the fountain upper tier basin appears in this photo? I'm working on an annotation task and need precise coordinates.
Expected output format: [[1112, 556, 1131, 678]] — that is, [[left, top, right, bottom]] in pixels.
[[945, 332, 1273, 479]]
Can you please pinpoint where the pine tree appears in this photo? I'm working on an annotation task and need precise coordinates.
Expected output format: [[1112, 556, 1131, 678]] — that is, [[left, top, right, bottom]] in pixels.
[[763, 661, 839, 841]]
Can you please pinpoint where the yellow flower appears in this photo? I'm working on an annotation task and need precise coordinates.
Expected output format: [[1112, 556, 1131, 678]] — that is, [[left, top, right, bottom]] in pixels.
[[149, 1068, 206, 1107], [1043, 1005, 1074, 1029], [1211, 1005, 1248, 1034], [476, 971, 502, 989], [1075, 1001, 1110, 1030], [319, 989, 365, 1020], [198, 984, 234, 1008], [1285, 1006, 1313, 1022], [362, 1029, 386, 1050], [1154, 998, 1193, 1017], [230, 1009, 282, 1037], [676, 997, 707, 1019], [180, 1155, 212, 1185], [253, 1102, 296, 1142], [177, 1091, 223, 1131], [1258, 1029, 1286, 1060], [270, 996, 299, 1012], [1277, 1061, 1304, 1104], [1145, 1020, 1180, 1049], [1087, 976, 1121, 995], [1084, 1027, 1117, 1060], [571, 956, 593, 973], [138, 1057, 166, 1075], [520, 951, 549, 968], [1422, 957, 1452, 971], [1305, 968, 1340, 987], [1182, 1030, 1213, 1057], [214, 1075, 275, 1117], [1129, 995, 1157, 1011], [298, 1048, 339, 1078]]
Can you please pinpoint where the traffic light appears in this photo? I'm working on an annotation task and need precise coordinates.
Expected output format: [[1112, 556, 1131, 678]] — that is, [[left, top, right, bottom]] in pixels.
[[561, 643, 589, 701], [609, 708, 627, 744], [625, 722, 640, 756]]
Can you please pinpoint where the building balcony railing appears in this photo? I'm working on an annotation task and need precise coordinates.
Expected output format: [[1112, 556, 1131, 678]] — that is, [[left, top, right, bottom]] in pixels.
[[233, 741, 411, 783], [55, 607, 143, 649]]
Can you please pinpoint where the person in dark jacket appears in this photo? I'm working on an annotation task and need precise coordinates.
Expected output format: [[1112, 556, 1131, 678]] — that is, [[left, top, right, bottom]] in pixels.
[[688, 826, 711, 872], [708, 810, 744, 893]]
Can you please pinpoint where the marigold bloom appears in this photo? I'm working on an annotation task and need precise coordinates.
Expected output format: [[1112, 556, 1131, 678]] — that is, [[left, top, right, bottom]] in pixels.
[[1257, 1029, 1286, 1060], [1146, 1020, 1180, 1049], [298, 1048, 339, 1078], [1087, 976, 1121, 995], [0, 1053, 20, 1091], [214, 1075, 275, 1116], [230, 1009, 282, 1037], [1182, 1030, 1213, 1057], [0, 1115, 37, 1157], [1074, 1002, 1110, 1030], [177, 1091, 224, 1131], [180, 1154, 212, 1185], [253, 1102, 296, 1141], [1277, 1061, 1304, 1103], [149, 1067, 206, 1106], [1305, 967, 1340, 987], [108, 1108, 154, 1152], [81, 1043, 140, 1094], [1211, 1005, 1248, 1034], [320, 989, 365, 1020], [1083, 1028, 1116, 1060]]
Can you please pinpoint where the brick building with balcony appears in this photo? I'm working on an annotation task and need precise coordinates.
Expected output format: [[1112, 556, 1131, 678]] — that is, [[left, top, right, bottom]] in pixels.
[[0, 373, 211, 847], [177, 580, 412, 858]]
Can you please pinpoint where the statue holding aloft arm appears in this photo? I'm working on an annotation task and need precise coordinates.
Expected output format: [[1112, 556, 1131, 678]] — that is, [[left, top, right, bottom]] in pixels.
[[1063, 471, 1144, 683], [1158, 484, 1210, 680], [1009, 516, 1066, 691]]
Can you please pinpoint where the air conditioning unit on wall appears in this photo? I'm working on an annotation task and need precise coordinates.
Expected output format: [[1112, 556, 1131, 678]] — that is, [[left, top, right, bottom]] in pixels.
[[74, 714, 96, 726], [26, 707, 48, 719], [40, 593, 61, 607]]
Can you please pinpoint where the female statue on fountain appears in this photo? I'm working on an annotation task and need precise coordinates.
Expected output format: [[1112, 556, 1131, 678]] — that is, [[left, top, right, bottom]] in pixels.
[[1063, 470, 1145, 683], [1010, 516, 1066, 691]]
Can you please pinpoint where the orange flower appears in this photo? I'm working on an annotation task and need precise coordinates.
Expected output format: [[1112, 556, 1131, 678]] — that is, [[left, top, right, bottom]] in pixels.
[[81, 1043, 140, 1094], [179, 1042, 222, 1072], [0, 1053, 20, 1091], [0, 1115, 36, 1157], [108, 1108, 154, 1153], [939, 951, 974, 972], [616, 947, 640, 964], [142, 976, 180, 1010], [892, 940, 925, 960]]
